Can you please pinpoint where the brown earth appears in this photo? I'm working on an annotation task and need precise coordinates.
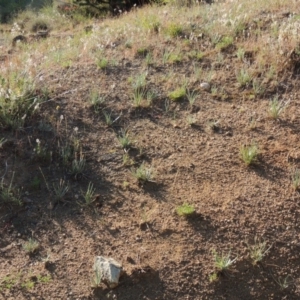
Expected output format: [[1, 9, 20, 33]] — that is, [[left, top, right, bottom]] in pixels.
[[1, 10, 300, 300]]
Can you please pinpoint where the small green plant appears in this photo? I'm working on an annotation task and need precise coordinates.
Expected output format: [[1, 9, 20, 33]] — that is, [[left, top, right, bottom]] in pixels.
[[60, 143, 73, 166], [274, 275, 293, 290], [236, 68, 252, 87], [236, 47, 245, 61], [0, 274, 19, 290], [37, 274, 51, 284], [186, 115, 197, 126], [216, 36, 233, 51], [53, 179, 69, 201], [145, 52, 153, 66], [240, 143, 258, 166], [207, 120, 220, 132], [131, 163, 155, 183], [168, 53, 182, 64], [82, 182, 96, 206], [211, 86, 218, 96], [252, 79, 265, 96], [70, 154, 86, 179], [140, 15, 160, 33], [23, 238, 40, 254], [118, 129, 131, 149], [92, 261, 103, 287], [130, 73, 147, 91], [176, 203, 195, 216], [123, 153, 134, 166], [103, 111, 113, 126], [169, 86, 186, 101], [21, 280, 35, 289], [247, 237, 272, 265], [291, 168, 300, 191], [96, 57, 108, 69], [34, 139, 51, 161], [209, 272, 218, 282], [136, 47, 149, 57], [0, 173, 22, 206], [132, 89, 146, 108], [165, 23, 183, 38], [212, 249, 238, 273], [89, 90, 106, 112], [186, 89, 198, 106], [269, 96, 287, 119], [192, 51, 204, 61]]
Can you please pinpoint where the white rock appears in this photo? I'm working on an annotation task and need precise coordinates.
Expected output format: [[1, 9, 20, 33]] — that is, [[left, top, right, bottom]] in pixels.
[[94, 256, 122, 288], [200, 82, 211, 91]]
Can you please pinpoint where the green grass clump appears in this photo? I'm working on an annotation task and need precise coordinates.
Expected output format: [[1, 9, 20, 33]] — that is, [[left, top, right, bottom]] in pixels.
[[23, 238, 40, 254], [96, 58, 108, 69], [165, 23, 183, 38], [247, 237, 272, 265], [291, 168, 300, 191], [240, 143, 258, 166], [269, 96, 287, 119], [176, 203, 195, 216], [169, 87, 186, 101], [117, 129, 131, 149], [212, 249, 237, 273], [131, 163, 155, 183], [216, 36, 234, 51]]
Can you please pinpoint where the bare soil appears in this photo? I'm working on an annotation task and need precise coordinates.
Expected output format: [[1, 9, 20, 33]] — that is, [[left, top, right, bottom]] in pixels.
[[1, 13, 300, 300]]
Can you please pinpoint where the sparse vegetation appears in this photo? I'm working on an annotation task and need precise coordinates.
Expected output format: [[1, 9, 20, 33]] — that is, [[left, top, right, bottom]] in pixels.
[[176, 203, 195, 217], [2, 0, 300, 297], [247, 237, 272, 265], [81, 182, 96, 206], [212, 249, 238, 274], [268, 96, 288, 119], [23, 238, 40, 254], [291, 168, 300, 191], [169, 86, 186, 101], [131, 163, 155, 183], [240, 143, 259, 166]]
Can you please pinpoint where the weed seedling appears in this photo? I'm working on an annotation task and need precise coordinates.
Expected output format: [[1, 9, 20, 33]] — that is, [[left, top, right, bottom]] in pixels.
[[247, 237, 272, 265], [53, 179, 69, 201], [118, 129, 131, 149], [274, 275, 293, 290], [123, 153, 134, 166], [269, 96, 287, 119], [103, 111, 113, 126], [212, 249, 237, 274], [92, 261, 103, 288], [0, 173, 22, 206], [96, 57, 108, 70], [236, 68, 252, 87], [187, 115, 197, 126], [176, 203, 195, 217], [240, 143, 258, 166], [89, 90, 106, 112], [70, 154, 86, 179], [169, 86, 186, 101], [131, 163, 155, 183], [186, 89, 198, 106], [165, 23, 183, 38], [23, 238, 40, 254], [82, 182, 96, 206], [291, 168, 300, 191]]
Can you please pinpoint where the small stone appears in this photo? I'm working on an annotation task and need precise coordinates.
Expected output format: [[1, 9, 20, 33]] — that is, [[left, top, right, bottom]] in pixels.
[[94, 256, 122, 288], [200, 82, 210, 91]]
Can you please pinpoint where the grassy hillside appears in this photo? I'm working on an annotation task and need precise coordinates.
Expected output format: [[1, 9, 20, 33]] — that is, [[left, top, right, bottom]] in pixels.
[[1, 0, 300, 298]]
